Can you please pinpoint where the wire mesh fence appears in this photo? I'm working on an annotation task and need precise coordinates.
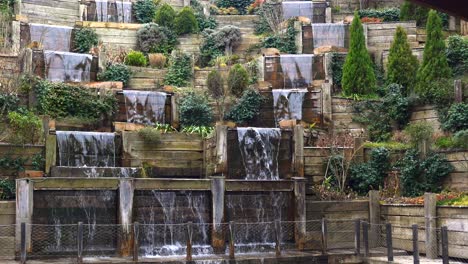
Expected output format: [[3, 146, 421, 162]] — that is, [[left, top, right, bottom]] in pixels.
[[0, 224, 15, 260], [8, 220, 468, 263]]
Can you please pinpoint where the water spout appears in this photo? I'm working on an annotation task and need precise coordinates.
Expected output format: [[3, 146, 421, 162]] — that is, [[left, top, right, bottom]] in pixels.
[[123, 91, 167, 125], [237, 128, 281, 180], [56, 131, 116, 167], [312, 23, 346, 48], [272, 89, 307, 125]]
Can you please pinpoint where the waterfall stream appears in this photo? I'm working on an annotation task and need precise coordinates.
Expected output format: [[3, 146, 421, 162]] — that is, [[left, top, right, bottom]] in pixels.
[[29, 23, 73, 52], [237, 128, 281, 180], [282, 1, 314, 21], [279, 55, 314, 89], [56, 131, 116, 167], [272, 89, 307, 125], [116, 1, 132, 23], [312, 23, 346, 48], [95, 0, 109, 22], [123, 91, 167, 125], [44, 51, 93, 82]]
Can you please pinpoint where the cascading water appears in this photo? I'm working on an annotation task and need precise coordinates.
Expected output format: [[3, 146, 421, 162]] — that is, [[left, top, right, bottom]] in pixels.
[[123, 91, 167, 125], [237, 128, 281, 180], [225, 192, 291, 253], [82, 167, 138, 178], [95, 0, 109, 22], [282, 1, 314, 21], [279, 55, 314, 89], [272, 89, 307, 125], [29, 23, 73, 52], [116, 1, 132, 23], [135, 191, 212, 257], [312, 23, 346, 48], [56, 131, 116, 167], [44, 51, 93, 82]]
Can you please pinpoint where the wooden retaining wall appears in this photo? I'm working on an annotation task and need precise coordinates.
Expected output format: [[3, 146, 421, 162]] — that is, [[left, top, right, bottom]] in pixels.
[[331, 97, 365, 136], [122, 131, 205, 178], [0, 201, 15, 259], [19, 0, 81, 27], [0, 144, 44, 179], [442, 151, 468, 192], [409, 105, 442, 132], [213, 15, 261, 57], [127, 66, 167, 90], [303, 147, 327, 188]]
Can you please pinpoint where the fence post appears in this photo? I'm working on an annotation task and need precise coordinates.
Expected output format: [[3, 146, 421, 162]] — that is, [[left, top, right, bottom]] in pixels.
[[228, 221, 235, 259], [412, 224, 420, 264], [354, 219, 361, 255], [211, 176, 226, 254], [133, 222, 139, 263], [369, 190, 380, 248], [386, 223, 393, 262], [77, 222, 83, 264], [321, 218, 327, 254], [275, 220, 281, 257], [362, 222, 369, 257], [425, 193, 437, 259], [20, 222, 26, 264], [441, 226, 449, 264], [186, 222, 193, 261]]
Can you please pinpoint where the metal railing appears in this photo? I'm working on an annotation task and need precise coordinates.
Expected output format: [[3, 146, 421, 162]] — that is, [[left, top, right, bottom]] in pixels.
[[7, 219, 468, 263]]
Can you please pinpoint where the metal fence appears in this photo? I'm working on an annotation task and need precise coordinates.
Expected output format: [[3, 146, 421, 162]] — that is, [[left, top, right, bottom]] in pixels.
[[7, 219, 468, 263]]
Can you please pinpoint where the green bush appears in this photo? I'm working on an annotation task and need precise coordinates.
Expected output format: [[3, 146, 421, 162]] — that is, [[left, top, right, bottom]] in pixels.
[[133, 0, 157, 23], [199, 25, 242, 66], [442, 103, 468, 132], [137, 23, 178, 54], [164, 51, 192, 87], [191, 0, 218, 31], [228, 64, 249, 98], [225, 89, 263, 125], [216, 0, 253, 14], [180, 92, 213, 127], [329, 53, 346, 89], [400, 1, 448, 28], [386, 26, 418, 95], [349, 148, 390, 195], [174, 6, 199, 35], [404, 122, 434, 147], [207, 70, 224, 99], [98, 63, 132, 86], [154, 3, 176, 29], [434, 136, 456, 149], [0, 92, 19, 116], [417, 78, 454, 106], [358, 8, 400, 22], [125, 50, 148, 67], [72, 28, 98, 53], [7, 110, 43, 145], [453, 130, 468, 149], [416, 10, 451, 95], [35, 79, 117, 119], [260, 20, 297, 54], [341, 12, 376, 96], [398, 149, 453, 197], [446, 35, 468, 77], [0, 179, 15, 200]]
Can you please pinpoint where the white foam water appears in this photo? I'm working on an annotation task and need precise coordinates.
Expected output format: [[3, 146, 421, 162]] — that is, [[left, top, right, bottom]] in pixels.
[[44, 51, 93, 82], [272, 89, 307, 125], [123, 91, 167, 125], [279, 55, 314, 89]]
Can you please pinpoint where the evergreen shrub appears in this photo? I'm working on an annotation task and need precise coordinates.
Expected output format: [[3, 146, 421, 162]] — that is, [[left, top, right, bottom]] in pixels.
[[98, 63, 132, 86], [179, 92, 213, 127], [224, 89, 263, 125], [73, 28, 98, 53], [227, 64, 249, 98], [174, 7, 199, 35], [136, 23, 178, 54], [154, 3, 176, 29], [133, 0, 157, 23]]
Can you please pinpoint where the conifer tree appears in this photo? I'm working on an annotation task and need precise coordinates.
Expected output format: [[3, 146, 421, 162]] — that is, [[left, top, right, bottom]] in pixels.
[[386, 26, 418, 95], [415, 10, 451, 96], [341, 12, 376, 96]]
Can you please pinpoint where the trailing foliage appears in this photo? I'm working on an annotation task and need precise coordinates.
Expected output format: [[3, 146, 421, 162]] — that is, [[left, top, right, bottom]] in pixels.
[[446, 35, 468, 77], [154, 3, 177, 29], [174, 6, 199, 35], [137, 23, 178, 54], [164, 51, 192, 87], [341, 12, 376, 96], [35, 79, 117, 119], [349, 148, 390, 195], [191, 0, 218, 31], [398, 149, 453, 197], [0, 179, 15, 200], [138, 127, 161, 144], [32, 153, 45, 171], [404, 122, 434, 147], [215, 0, 254, 14], [0, 92, 19, 116], [133, 0, 157, 23], [227, 64, 249, 98], [441, 103, 468, 132], [353, 84, 411, 142], [260, 20, 297, 54], [125, 50, 148, 67], [179, 92, 213, 127], [182, 126, 215, 138], [98, 63, 132, 86], [0, 155, 27, 172], [416, 10, 451, 95], [329, 53, 346, 89], [7, 110, 43, 145], [453, 130, 468, 149], [358, 8, 400, 22], [386, 26, 418, 95], [224, 89, 263, 125], [72, 28, 98, 53]]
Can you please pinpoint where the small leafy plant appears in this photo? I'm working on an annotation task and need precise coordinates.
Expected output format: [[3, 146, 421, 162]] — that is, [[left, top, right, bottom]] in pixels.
[[0, 179, 15, 200], [164, 51, 192, 87], [227, 64, 249, 98], [179, 92, 213, 127], [98, 63, 132, 86], [224, 89, 263, 125], [73, 28, 99, 53], [182, 126, 214, 138], [133, 0, 157, 23], [8, 110, 43, 145], [138, 127, 161, 144], [125, 50, 148, 67], [174, 6, 199, 35]]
